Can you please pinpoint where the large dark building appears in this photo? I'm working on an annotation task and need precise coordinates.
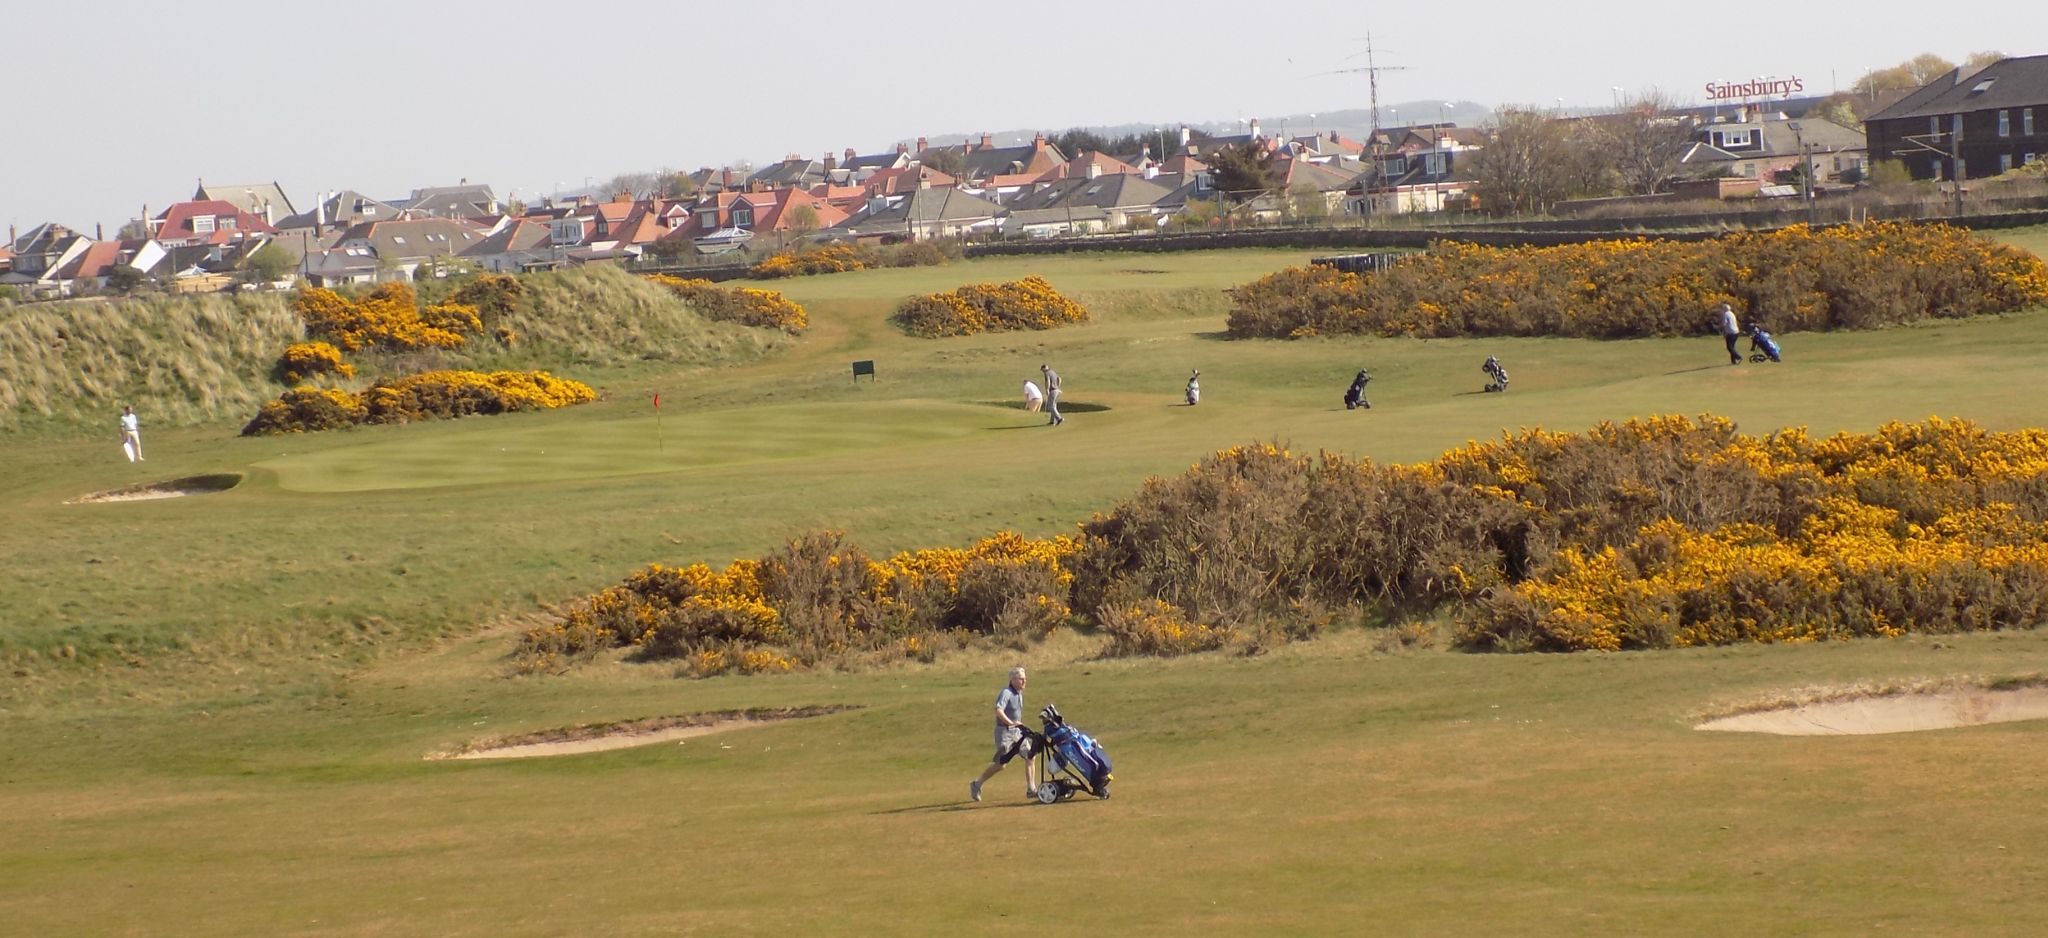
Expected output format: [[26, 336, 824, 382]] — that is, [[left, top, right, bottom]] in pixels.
[[1864, 54, 2047, 181]]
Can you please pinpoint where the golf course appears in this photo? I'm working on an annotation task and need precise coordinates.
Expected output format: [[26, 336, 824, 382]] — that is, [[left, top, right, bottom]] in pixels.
[[4, 236, 2048, 935]]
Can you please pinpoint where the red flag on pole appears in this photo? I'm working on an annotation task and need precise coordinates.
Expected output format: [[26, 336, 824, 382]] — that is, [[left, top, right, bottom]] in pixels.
[[653, 392, 661, 410]]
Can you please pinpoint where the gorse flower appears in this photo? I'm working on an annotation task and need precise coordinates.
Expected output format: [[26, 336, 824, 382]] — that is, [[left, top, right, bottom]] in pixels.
[[893, 276, 1090, 337], [1226, 222, 2048, 339]]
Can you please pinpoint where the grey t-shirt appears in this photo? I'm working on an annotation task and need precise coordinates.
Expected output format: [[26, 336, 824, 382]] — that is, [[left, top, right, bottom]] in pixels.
[[994, 685, 1024, 746]]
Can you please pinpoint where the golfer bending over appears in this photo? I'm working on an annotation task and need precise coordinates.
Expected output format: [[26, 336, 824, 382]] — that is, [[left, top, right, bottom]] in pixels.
[[970, 666, 1039, 801]]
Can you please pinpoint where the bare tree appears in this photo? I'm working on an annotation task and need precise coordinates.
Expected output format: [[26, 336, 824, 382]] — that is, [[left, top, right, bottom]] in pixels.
[[1471, 107, 1583, 216], [1604, 91, 1694, 195]]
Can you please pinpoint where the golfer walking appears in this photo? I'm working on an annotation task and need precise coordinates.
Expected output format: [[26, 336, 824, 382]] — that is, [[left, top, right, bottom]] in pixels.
[[1715, 302, 1742, 366], [1040, 363, 1063, 426], [970, 666, 1040, 802], [119, 405, 144, 462]]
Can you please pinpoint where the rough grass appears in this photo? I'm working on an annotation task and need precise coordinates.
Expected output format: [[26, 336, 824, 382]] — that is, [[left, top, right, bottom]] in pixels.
[[0, 267, 788, 433]]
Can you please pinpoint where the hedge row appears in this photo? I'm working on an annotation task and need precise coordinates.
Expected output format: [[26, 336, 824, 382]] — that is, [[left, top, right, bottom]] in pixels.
[[242, 369, 595, 435], [529, 416, 2048, 674], [646, 275, 808, 334], [1225, 222, 2048, 339]]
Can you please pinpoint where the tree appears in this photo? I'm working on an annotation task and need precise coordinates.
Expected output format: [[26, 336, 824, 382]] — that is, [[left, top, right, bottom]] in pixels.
[[1053, 128, 1111, 157], [1815, 92, 1862, 128], [244, 241, 297, 284], [105, 264, 147, 295], [1471, 107, 1582, 216], [1603, 91, 1693, 195], [1853, 52, 1989, 97], [1207, 142, 1279, 202], [1867, 159, 1917, 192], [1286, 182, 1330, 221], [785, 203, 820, 237], [920, 148, 965, 176]]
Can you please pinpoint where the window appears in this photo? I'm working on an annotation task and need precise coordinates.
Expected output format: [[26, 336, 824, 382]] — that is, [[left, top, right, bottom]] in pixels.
[[2027, 109, 2036, 136], [393, 237, 407, 245], [192, 216, 215, 233], [1385, 156, 1407, 176], [220, 217, 236, 229], [732, 206, 754, 228], [2000, 110, 2011, 137], [1929, 116, 1940, 136], [2026, 153, 2038, 166], [1425, 152, 1446, 176]]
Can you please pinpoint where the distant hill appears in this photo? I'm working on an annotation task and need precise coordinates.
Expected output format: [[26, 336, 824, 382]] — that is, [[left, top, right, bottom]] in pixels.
[[903, 100, 1498, 156]]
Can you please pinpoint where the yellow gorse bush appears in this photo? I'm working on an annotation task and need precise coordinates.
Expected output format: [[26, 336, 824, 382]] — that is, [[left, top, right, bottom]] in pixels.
[[1227, 222, 2048, 339], [521, 531, 1078, 676], [242, 369, 595, 435], [291, 284, 483, 351], [645, 275, 808, 334], [892, 275, 1090, 337], [275, 341, 355, 384], [748, 243, 871, 279]]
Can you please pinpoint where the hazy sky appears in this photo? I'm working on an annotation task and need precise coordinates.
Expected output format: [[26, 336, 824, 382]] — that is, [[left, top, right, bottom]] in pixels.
[[4, 0, 2038, 235]]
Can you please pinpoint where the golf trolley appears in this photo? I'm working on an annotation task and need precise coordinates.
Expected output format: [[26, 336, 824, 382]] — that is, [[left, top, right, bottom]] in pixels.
[[1481, 356, 1509, 393], [1747, 323, 1782, 363], [1022, 704, 1112, 803]]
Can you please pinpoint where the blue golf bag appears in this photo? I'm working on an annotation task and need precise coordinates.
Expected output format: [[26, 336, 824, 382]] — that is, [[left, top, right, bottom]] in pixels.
[[1748, 323, 1782, 363], [1032, 704, 1112, 802]]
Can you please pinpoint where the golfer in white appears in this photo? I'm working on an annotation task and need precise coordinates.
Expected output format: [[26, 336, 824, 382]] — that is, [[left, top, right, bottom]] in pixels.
[[120, 406, 144, 462]]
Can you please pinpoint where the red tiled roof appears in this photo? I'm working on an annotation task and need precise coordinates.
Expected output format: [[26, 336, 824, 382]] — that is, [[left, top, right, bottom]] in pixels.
[[152, 199, 279, 243], [61, 240, 125, 280]]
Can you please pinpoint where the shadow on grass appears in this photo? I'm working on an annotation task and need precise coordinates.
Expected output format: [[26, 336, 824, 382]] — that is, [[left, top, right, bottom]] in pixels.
[[869, 799, 1056, 816], [1663, 363, 1734, 376]]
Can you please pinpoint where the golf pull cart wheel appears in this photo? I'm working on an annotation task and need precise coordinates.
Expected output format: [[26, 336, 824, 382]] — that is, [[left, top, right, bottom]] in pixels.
[[1035, 782, 1061, 805]]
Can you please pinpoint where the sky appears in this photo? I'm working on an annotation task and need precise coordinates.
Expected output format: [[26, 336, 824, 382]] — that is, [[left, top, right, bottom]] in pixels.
[[4, 0, 2041, 237]]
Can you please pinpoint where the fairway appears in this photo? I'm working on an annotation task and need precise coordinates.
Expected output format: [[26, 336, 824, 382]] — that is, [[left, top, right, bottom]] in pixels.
[[4, 240, 2048, 936]]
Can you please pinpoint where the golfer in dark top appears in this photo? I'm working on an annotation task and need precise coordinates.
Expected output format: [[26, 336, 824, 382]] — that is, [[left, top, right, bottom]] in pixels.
[[1040, 364, 1063, 426]]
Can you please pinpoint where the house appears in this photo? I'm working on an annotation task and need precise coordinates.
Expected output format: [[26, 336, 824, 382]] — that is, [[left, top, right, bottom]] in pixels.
[[333, 217, 487, 280], [276, 190, 400, 232], [301, 246, 381, 287], [654, 187, 850, 255], [461, 219, 557, 273], [748, 154, 828, 190], [916, 132, 1068, 183], [863, 165, 960, 199], [999, 173, 1177, 237], [399, 183, 500, 219], [2, 223, 94, 294], [1865, 54, 2048, 180], [842, 144, 913, 177], [52, 240, 131, 291], [147, 200, 280, 248], [1034, 151, 1139, 182], [194, 181, 296, 226], [831, 186, 1003, 242], [1680, 110, 1867, 184]]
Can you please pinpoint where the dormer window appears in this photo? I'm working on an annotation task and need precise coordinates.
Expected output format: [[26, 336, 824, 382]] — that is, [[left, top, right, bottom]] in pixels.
[[732, 206, 754, 228], [192, 216, 215, 234]]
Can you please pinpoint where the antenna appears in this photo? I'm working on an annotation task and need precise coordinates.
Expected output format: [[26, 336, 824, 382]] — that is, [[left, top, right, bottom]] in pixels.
[[1312, 33, 1412, 225]]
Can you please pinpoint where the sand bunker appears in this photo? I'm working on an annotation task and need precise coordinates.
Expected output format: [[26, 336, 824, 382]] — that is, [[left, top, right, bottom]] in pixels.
[[70, 473, 241, 504], [434, 705, 852, 760], [1697, 685, 2048, 736]]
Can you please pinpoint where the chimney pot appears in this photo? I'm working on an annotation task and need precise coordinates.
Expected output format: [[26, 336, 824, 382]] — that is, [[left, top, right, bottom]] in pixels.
[[983, 132, 995, 149], [845, 147, 857, 161], [897, 142, 909, 154], [824, 153, 838, 171], [917, 136, 928, 152]]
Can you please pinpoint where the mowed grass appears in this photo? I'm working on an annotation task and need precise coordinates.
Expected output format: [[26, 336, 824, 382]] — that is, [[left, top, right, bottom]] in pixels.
[[3, 240, 2048, 935]]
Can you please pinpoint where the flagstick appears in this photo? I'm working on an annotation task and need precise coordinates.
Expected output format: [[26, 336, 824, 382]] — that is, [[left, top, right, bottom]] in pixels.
[[655, 392, 663, 453]]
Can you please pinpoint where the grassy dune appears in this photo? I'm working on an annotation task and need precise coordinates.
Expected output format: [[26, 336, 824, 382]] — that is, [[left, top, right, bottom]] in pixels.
[[2, 236, 2047, 935]]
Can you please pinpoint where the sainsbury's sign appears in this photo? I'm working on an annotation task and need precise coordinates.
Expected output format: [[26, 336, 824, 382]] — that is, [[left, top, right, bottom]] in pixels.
[[1704, 75, 1805, 101]]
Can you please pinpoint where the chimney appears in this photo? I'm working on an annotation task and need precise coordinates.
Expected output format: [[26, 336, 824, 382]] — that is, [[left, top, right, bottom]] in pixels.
[[824, 152, 837, 172], [1180, 125, 1191, 147], [917, 136, 928, 152], [897, 141, 909, 154], [982, 132, 995, 149], [748, 179, 766, 194], [96, 222, 104, 240], [722, 167, 734, 188], [1250, 118, 1262, 140], [263, 200, 274, 225], [845, 147, 857, 162], [1087, 162, 1102, 179]]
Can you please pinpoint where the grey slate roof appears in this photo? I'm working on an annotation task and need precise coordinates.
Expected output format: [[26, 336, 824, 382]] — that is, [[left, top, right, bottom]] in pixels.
[[1005, 174, 1176, 212], [196, 182, 297, 219], [835, 187, 1002, 234], [400, 184, 500, 218], [1867, 55, 2048, 122]]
